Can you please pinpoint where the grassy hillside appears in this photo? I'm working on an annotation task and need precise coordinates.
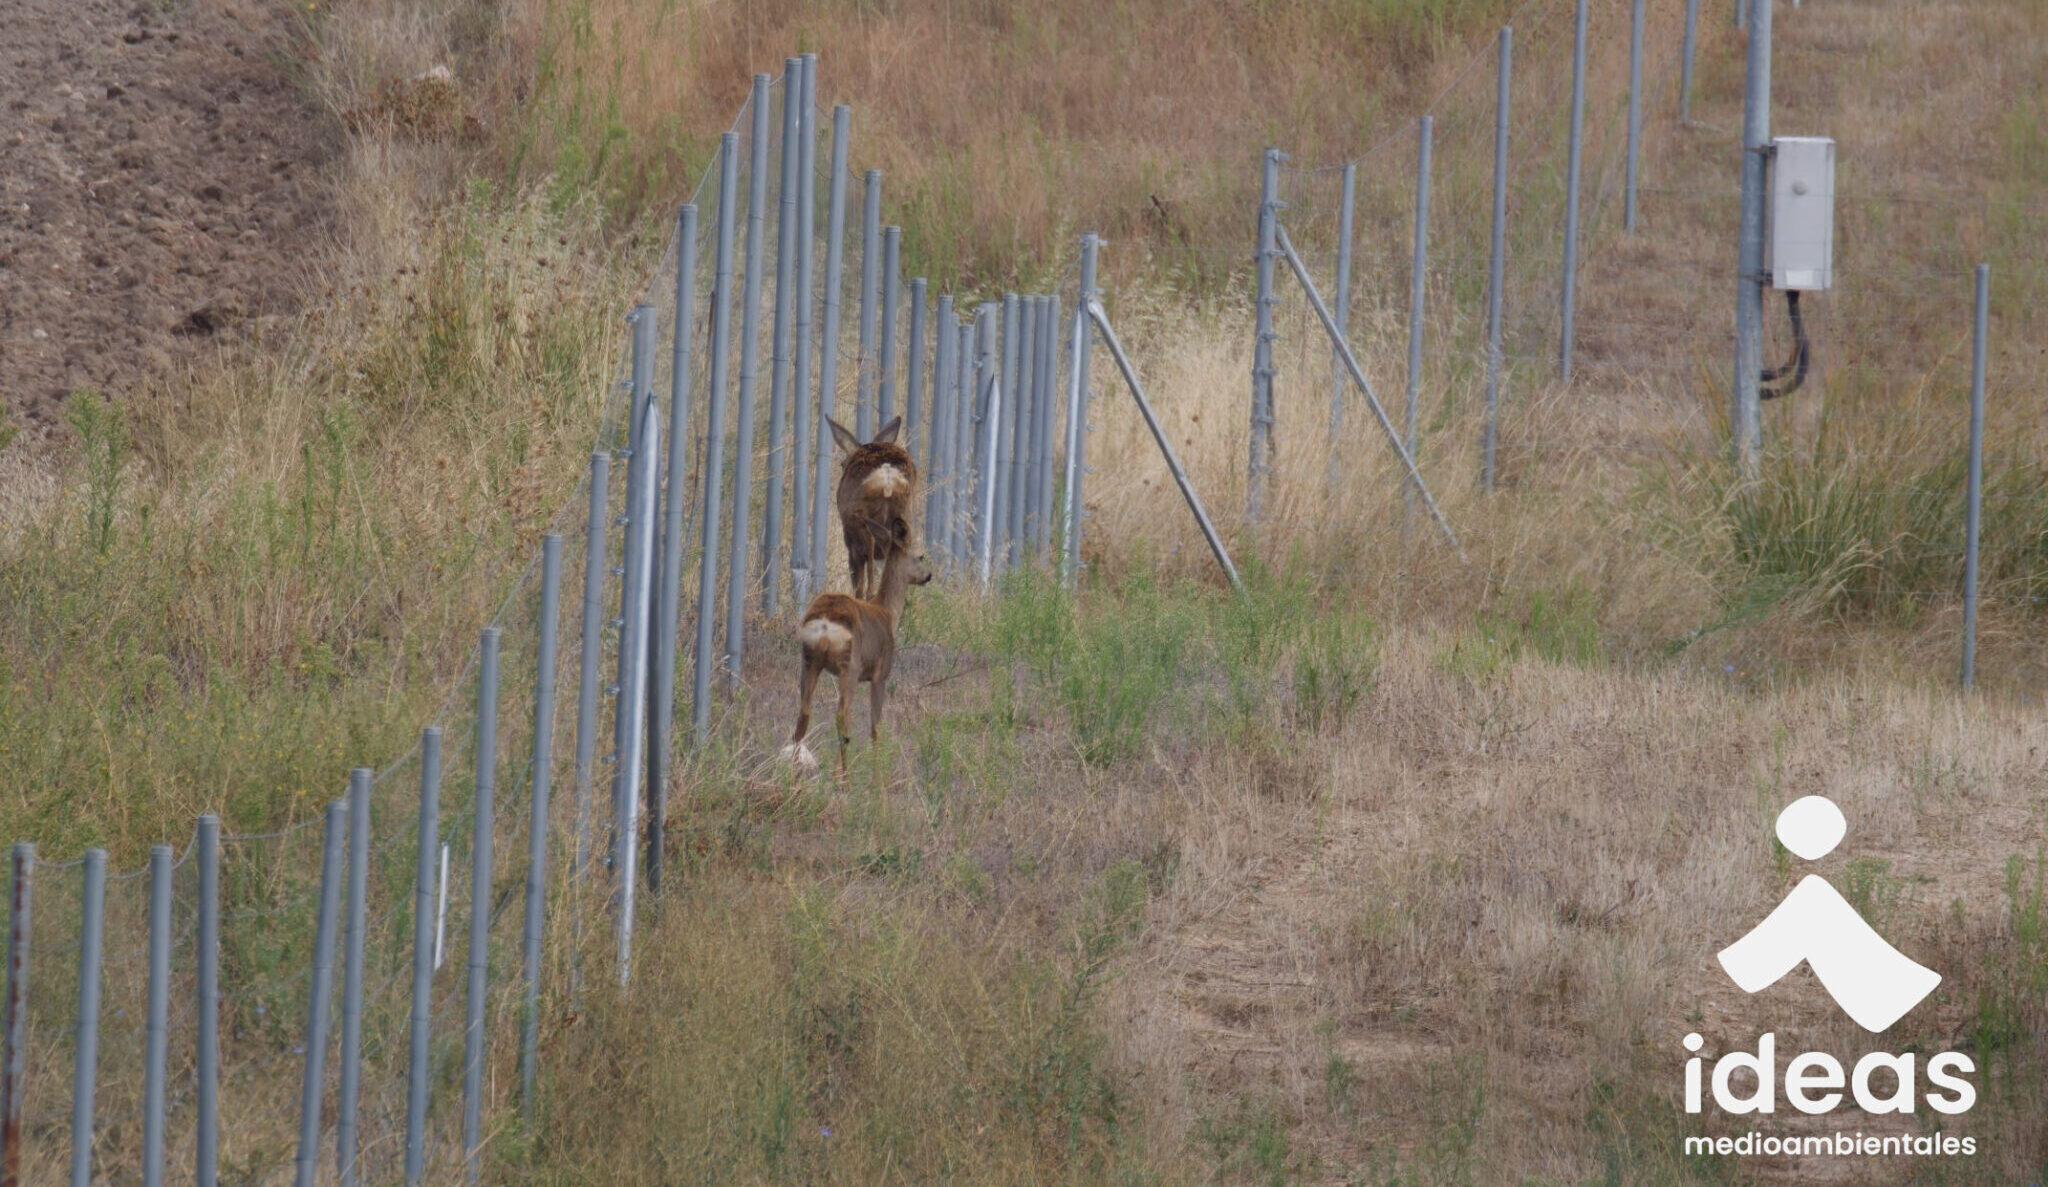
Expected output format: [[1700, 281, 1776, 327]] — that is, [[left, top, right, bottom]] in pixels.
[[1, 0, 2045, 1180]]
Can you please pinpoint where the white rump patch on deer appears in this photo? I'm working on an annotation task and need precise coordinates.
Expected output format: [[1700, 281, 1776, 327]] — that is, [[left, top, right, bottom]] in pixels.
[[860, 464, 909, 499], [799, 618, 854, 655]]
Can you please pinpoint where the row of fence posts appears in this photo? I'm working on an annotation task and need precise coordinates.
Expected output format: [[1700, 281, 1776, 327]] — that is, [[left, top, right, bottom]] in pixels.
[[1254, 0, 1675, 511], [2, 16, 2002, 1185]]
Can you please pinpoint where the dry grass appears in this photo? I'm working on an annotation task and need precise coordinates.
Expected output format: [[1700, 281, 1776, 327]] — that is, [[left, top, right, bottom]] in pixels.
[[0, 0, 2044, 1181]]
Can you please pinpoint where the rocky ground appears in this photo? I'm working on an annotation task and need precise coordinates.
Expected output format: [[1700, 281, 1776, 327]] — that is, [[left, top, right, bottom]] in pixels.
[[0, 0, 332, 433]]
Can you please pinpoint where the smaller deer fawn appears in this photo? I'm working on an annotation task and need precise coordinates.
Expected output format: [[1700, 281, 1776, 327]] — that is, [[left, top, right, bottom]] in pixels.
[[829, 415, 918, 600], [781, 517, 933, 774]]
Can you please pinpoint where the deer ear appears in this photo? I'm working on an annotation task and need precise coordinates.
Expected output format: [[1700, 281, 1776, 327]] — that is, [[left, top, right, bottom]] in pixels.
[[873, 416, 902, 445], [890, 516, 911, 547], [827, 418, 860, 454]]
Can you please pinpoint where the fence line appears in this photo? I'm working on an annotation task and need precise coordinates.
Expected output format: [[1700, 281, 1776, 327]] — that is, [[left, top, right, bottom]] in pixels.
[[3, 3, 2025, 1176]]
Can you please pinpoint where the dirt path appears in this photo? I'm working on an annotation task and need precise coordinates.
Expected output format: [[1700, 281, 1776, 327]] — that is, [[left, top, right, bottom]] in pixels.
[[0, 0, 332, 432]]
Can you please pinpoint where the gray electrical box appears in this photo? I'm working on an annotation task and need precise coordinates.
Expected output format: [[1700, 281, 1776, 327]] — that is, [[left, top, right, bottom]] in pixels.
[[1769, 136, 1835, 291]]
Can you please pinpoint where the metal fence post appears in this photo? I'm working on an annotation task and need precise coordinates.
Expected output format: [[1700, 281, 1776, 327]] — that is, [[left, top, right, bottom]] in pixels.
[[879, 226, 901, 428], [1008, 294, 1033, 568], [195, 818, 217, 1187], [926, 294, 954, 555], [337, 767, 371, 1186], [1561, 0, 1589, 383], [462, 629, 502, 1184], [857, 170, 882, 441], [1, 842, 30, 1187], [616, 306, 655, 868], [1733, 0, 1772, 476], [974, 305, 1000, 588], [521, 535, 563, 1119], [69, 853, 106, 1187], [403, 728, 442, 1186], [1032, 294, 1058, 558], [615, 392, 660, 977], [1962, 263, 1989, 691], [1680, 0, 1701, 124], [952, 319, 976, 567], [652, 212, 695, 876], [1485, 27, 1513, 493], [1625, 0, 1647, 232], [1062, 234, 1099, 587], [1249, 150, 1279, 523], [1087, 301, 1244, 593], [1328, 162, 1356, 495], [811, 108, 852, 587], [997, 294, 1021, 571], [763, 61, 801, 619], [573, 454, 608, 874], [791, 57, 819, 605], [1405, 116, 1433, 530], [292, 816, 341, 1187], [694, 133, 741, 741], [906, 277, 927, 455], [725, 74, 774, 681], [142, 845, 171, 1187], [669, 203, 699, 547]]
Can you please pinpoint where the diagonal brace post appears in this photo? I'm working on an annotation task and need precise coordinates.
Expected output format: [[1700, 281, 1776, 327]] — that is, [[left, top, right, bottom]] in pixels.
[[1083, 300, 1243, 594], [1273, 222, 1463, 557]]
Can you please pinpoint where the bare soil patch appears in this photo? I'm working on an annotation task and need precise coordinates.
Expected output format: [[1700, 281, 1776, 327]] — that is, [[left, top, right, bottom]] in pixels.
[[0, 0, 332, 431]]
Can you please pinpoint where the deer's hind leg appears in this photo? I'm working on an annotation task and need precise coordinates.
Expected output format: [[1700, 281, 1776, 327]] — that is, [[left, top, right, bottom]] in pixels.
[[834, 667, 857, 778], [781, 654, 825, 771]]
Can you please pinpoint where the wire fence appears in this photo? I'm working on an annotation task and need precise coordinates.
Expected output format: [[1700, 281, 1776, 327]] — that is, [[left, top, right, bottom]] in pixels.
[[3, 2, 2039, 1181]]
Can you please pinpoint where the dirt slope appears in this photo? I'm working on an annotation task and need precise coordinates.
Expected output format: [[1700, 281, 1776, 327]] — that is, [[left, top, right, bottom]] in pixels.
[[0, 0, 332, 431]]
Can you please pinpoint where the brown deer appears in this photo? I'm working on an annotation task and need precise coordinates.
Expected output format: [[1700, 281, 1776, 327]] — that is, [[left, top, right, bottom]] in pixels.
[[781, 516, 933, 775], [829, 415, 918, 600]]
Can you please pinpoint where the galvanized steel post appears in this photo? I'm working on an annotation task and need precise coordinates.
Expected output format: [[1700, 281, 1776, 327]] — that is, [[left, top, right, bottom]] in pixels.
[[1249, 150, 1280, 523], [142, 844, 170, 1187], [402, 727, 442, 1186], [572, 453, 607, 874], [1329, 162, 1356, 494], [857, 170, 882, 441], [791, 57, 819, 604], [291, 817, 340, 1187], [521, 534, 563, 1117], [763, 62, 801, 618], [1625, 0, 1647, 232], [693, 133, 740, 740], [1086, 301, 1243, 595], [1962, 263, 1989, 691], [1561, 0, 1589, 384], [1405, 116, 1433, 529], [926, 294, 954, 557], [879, 226, 901, 428], [997, 294, 1021, 571], [615, 389, 661, 976], [1061, 234, 1099, 587], [906, 278, 927, 453], [337, 767, 371, 1186], [1733, 0, 1772, 476], [1, 842, 30, 1187], [952, 319, 976, 566], [611, 307, 652, 876], [652, 213, 695, 876], [974, 305, 1000, 588], [1485, 27, 1513, 493], [1008, 294, 1033, 568], [195, 817, 218, 1187], [725, 75, 773, 679], [810, 108, 852, 586], [461, 628, 502, 1184]]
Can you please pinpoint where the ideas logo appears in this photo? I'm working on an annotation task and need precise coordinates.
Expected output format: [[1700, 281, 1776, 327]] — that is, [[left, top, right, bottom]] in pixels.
[[1682, 797, 1976, 1156]]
